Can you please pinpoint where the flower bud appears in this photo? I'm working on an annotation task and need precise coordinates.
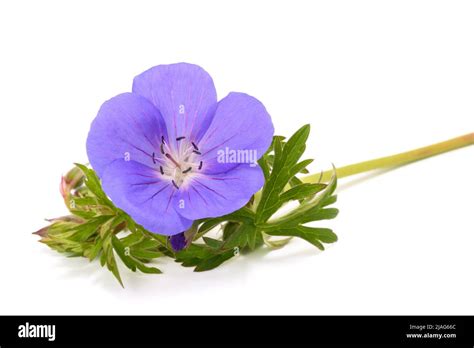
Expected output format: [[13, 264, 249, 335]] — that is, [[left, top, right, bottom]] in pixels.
[[60, 167, 84, 200]]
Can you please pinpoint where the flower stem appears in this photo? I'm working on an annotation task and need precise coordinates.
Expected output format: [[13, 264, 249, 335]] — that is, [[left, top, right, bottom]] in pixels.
[[301, 133, 474, 184]]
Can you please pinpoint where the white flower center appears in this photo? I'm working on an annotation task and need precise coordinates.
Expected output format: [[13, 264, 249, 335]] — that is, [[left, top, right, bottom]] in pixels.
[[155, 136, 203, 188]]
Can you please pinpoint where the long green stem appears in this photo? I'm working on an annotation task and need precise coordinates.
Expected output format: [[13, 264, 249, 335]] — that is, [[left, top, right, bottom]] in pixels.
[[302, 133, 474, 184]]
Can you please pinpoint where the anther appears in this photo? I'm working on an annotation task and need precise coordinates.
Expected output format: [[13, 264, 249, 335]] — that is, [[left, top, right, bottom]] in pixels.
[[193, 150, 202, 155], [176, 136, 186, 141], [172, 180, 179, 189], [191, 142, 199, 150], [161, 135, 165, 144], [198, 161, 203, 170], [160, 143, 165, 154], [160, 166, 164, 175], [152, 152, 156, 164], [182, 167, 192, 174]]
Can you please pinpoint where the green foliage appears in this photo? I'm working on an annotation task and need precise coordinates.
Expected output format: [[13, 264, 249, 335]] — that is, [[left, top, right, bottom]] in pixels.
[[174, 124, 339, 271], [35, 164, 167, 287], [34, 125, 339, 284]]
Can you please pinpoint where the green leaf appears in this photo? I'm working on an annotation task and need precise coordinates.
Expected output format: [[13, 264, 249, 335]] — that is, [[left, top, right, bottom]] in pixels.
[[67, 215, 113, 242], [120, 233, 144, 247], [262, 232, 292, 249], [74, 163, 115, 209], [223, 223, 257, 250], [321, 194, 338, 208], [175, 241, 238, 272], [134, 260, 162, 274], [223, 222, 240, 240], [111, 235, 137, 272], [258, 135, 285, 180], [112, 234, 163, 275], [84, 235, 104, 261], [265, 171, 338, 226], [130, 248, 163, 259], [68, 210, 98, 219], [254, 132, 338, 251], [256, 125, 311, 223], [265, 226, 337, 250], [71, 196, 99, 206], [101, 236, 123, 287], [279, 183, 327, 204], [198, 207, 255, 234], [246, 225, 258, 250], [265, 207, 339, 230], [203, 237, 223, 248], [194, 249, 235, 272]]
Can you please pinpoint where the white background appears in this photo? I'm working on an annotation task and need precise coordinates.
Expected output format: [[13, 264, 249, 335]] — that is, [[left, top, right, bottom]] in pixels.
[[0, 0, 473, 315]]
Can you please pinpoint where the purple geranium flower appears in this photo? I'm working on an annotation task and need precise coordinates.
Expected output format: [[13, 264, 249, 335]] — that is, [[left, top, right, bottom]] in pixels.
[[86, 63, 274, 242]]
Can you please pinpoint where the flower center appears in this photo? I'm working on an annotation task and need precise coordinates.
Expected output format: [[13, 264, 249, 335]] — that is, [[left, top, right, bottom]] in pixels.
[[153, 136, 203, 188]]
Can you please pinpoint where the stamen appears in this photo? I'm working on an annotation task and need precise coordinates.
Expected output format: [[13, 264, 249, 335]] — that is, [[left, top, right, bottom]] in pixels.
[[156, 136, 203, 185], [165, 153, 181, 169]]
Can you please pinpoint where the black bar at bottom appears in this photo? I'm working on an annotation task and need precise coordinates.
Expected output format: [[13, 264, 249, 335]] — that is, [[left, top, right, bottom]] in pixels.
[[0, 315, 473, 346]]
